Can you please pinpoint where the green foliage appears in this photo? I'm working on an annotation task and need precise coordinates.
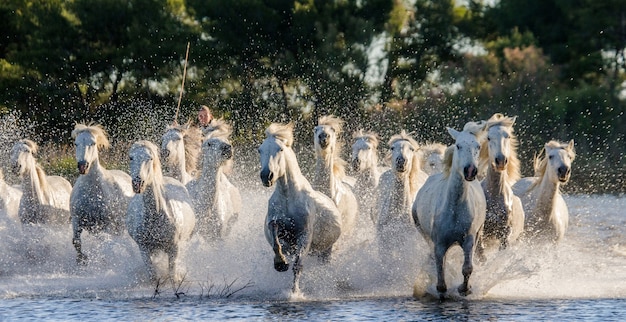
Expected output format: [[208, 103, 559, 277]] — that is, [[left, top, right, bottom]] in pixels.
[[0, 1, 624, 192]]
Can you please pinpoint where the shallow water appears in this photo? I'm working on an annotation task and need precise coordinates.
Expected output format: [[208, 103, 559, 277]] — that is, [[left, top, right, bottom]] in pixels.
[[0, 188, 625, 320]]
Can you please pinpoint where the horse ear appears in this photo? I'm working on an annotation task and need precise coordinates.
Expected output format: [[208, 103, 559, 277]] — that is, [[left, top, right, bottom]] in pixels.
[[510, 115, 517, 124], [567, 139, 574, 150], [447, 127, 460, 140]]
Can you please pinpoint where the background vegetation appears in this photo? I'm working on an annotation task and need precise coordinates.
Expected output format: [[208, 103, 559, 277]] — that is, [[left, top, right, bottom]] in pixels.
[[0, 0, 624, 193]]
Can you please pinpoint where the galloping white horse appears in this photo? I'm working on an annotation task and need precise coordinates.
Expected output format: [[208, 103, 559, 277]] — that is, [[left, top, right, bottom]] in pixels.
[[412, 121, 487, 299], [126, 140, 196, 281], [375, 131, 428, 243], [512, 140, 576, 243], [161, 122, 202, 185], [478, 113, 524, 251], [420, 143, 447, 175], [10, 139, 72, 225], [70, 123, 134, 264], [350, 129, 382, 223], [259, 123, 342, 294], [312, 115, 357, 236], [0, 168, 22, 224], [187, 120, 241, 240]]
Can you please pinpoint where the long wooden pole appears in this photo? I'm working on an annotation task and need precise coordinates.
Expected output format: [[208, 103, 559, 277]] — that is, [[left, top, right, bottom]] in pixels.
[[174, 42, 190, 124]]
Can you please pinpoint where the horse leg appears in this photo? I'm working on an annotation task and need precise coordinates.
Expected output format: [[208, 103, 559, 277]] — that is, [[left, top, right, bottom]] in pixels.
[[475, 234, 487, 263], [72, 225, 87, 265], [139, 246, 156, 281], [168, 248, 179, 283], [499, 225, 511, 250], [319, 247, 332, 264], [224, 212, 239, 236], [269, 221, 289, 272], [434, 243, 447, 299], [292, 235, 311, 294], [458, 237, 475, 296]]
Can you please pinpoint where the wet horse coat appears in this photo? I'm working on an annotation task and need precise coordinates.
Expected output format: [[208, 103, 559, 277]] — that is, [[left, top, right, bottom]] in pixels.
[[259, 123, 342, 294]]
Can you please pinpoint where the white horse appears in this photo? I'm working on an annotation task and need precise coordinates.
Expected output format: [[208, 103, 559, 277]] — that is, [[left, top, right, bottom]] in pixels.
[[420, 142, 447, 175], [312, 115, 357, 236], [126, 140, 196, 281], [412, 121, 487, 299], [0, 168, 22, 224], [186, 120, 241, 240], [350, 129, 383, 223], [478, 113, 525, 251], [512, 140, 576, 243], [70, 123, 134, 264], [375, 131, 428, 244], [10, 139, 72, 225], [259, 123, 342, 294], [161, 122, 202, 185]]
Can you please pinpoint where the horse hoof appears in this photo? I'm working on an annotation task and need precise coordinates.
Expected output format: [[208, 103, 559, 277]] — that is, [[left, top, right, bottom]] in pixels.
[[76, 254, 88, 266], [274, 261, 289, 272], [458, 285, 472, 296]]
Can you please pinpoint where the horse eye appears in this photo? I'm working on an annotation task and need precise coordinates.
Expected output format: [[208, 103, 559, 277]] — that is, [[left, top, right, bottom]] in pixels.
[[487, 137, 491, 141], [549, 155, 554, 160], [409, 147, 415, 152], [456, 144, 461, 150], [129, 156, 133, 161]]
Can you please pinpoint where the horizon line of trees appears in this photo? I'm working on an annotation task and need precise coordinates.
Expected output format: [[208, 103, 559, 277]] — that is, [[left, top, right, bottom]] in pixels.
[[0, 0, 624, 192]]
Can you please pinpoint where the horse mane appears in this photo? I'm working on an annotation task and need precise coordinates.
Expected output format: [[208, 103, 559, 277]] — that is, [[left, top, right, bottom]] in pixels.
[[478, 113, 521, 186], [530, 140, 576, 189], [207, 118, 233, 140], [352, 129, 379, 149], [166, 123, 202, 174], [265, 123, 294, 147], [442, 145, 455, 178], [318, 115, 344, 136], [462, 120, 488, 142], [17, 139, 52, 205], [72, 123, 111, 149], [130, 140, 168, 213], [387, 131, 423, 193]]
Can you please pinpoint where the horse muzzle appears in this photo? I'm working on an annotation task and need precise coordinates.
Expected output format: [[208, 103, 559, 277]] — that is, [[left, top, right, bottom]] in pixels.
[[494, 155, 507, 171], [317, 134, 329, 149], [464, 164, 478, 181], [395, 158, 406, 173], [77, 161, 89, 175], [260, 169, 274, 187], [132, 177, 144, 193], [558, 166, 571, 182]]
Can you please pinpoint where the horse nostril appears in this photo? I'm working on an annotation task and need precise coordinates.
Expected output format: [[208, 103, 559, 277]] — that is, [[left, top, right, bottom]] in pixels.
[[352, 158, 360, 170], [558, 166, 570, 178]]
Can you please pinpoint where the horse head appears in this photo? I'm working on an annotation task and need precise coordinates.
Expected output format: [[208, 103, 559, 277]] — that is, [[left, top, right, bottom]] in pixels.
[[543, 140, 576, 184], [480, 113, 518, 173], [314, 115, 343, 156], [387, 131, 419, 174], [421, 143, 447, 175], [351, 130, 379, 173], [161, 127, 185, 167], [202, 136, 233, 168], [447, 122, 486, 181], [10, 139, 37, 177], [72, 123, 110, 175], [259, 123, 294, 187], [129, 140, 163, 194]]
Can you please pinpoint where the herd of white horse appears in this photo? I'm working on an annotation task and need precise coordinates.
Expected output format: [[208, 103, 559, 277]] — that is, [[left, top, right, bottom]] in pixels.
[[0, 113, 576, 299]]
